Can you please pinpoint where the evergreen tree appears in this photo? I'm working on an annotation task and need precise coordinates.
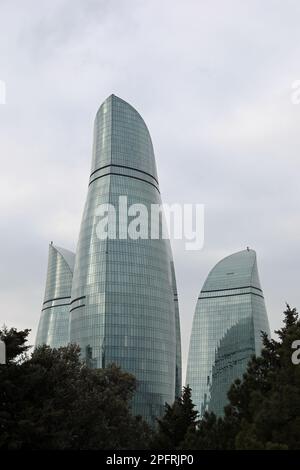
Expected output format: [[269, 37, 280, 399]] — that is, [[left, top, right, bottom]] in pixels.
[[231, 305, 300, 449], [183, 410, 238, 450], [0, 326, 31, 363], [153, 385, 198, 448]]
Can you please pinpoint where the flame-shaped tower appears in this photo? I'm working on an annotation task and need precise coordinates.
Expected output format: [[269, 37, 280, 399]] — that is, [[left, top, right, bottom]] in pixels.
[[186, 249, 270, 417], [69, 95, 181, 422], [36, 244, 75, 348]]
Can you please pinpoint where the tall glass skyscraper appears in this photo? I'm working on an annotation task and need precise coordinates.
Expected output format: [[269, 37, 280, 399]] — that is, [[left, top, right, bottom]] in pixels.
[[186, 249, 270, 417], [69, 95, 181, 422], [36, 243, 75, 348]]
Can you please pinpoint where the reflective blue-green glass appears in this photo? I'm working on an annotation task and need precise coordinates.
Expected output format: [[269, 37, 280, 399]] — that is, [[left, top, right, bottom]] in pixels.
[[36, 244, 75, 348], [69, 95, 182, 423], [186, 249, 270, 417]]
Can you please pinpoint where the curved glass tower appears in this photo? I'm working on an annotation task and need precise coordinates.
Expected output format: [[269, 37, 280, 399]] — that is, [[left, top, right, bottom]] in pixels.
[[69, 94, 181, 422], [36, 243, 75, 348], [186, 249, 270, 417]]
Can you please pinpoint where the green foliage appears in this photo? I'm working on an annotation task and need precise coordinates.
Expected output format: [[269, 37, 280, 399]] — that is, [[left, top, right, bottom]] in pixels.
[[0, 326, 31, 363], [183, 410, 238, 450], [2, 304, 300, 450], [0, 332, 151, 449], [152, 385, 198, 449], [231, 305, 300, 450]]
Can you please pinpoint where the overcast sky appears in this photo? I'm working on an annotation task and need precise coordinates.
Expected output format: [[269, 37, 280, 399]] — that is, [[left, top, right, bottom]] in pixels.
[[1, 0, 300, 378]]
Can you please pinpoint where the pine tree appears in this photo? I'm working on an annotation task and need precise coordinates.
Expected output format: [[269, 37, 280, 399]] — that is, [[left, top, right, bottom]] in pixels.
[[0, 326, 31, 363], [232, 305, 300, 449], [153, 385, 198, 449]]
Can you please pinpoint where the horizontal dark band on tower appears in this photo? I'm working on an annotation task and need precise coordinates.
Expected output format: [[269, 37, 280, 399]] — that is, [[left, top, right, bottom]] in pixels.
[[199, 291, 264, 300], [70, 295, 86, 305], [201, 285, 263, 294], [42, 303, 70, 311], [90, 164, 159, 185], [198, 291, 264, 300], [43, 296, 71, 305], [70, 304, 86, 313], [89, 172, 160, 193]]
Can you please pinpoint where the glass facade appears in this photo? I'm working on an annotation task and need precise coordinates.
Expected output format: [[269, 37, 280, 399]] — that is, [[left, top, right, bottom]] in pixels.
[[170, 259, 182, 398], [35, 244, 75, 348], [69, 95, 181, 423], [186, 249, 270, 417]]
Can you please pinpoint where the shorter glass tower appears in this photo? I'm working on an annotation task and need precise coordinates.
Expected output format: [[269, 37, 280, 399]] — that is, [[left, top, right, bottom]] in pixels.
[[35, 243, 75, 348], [186, 249, 270, 417]]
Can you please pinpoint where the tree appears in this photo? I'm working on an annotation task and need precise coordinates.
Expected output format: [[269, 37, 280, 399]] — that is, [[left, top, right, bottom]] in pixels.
[[0, 330, 152, 449], [183, 409, 238, 450], [231, 305, 300, 449], [0, 326, 31, 363], [152, 385, 198, 449]]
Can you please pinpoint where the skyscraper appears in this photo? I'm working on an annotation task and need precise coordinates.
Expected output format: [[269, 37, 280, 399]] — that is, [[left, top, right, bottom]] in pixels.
[[69, 95, 181, 422], [186, 249, 270, 417], [36, 243, 75, 348]]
